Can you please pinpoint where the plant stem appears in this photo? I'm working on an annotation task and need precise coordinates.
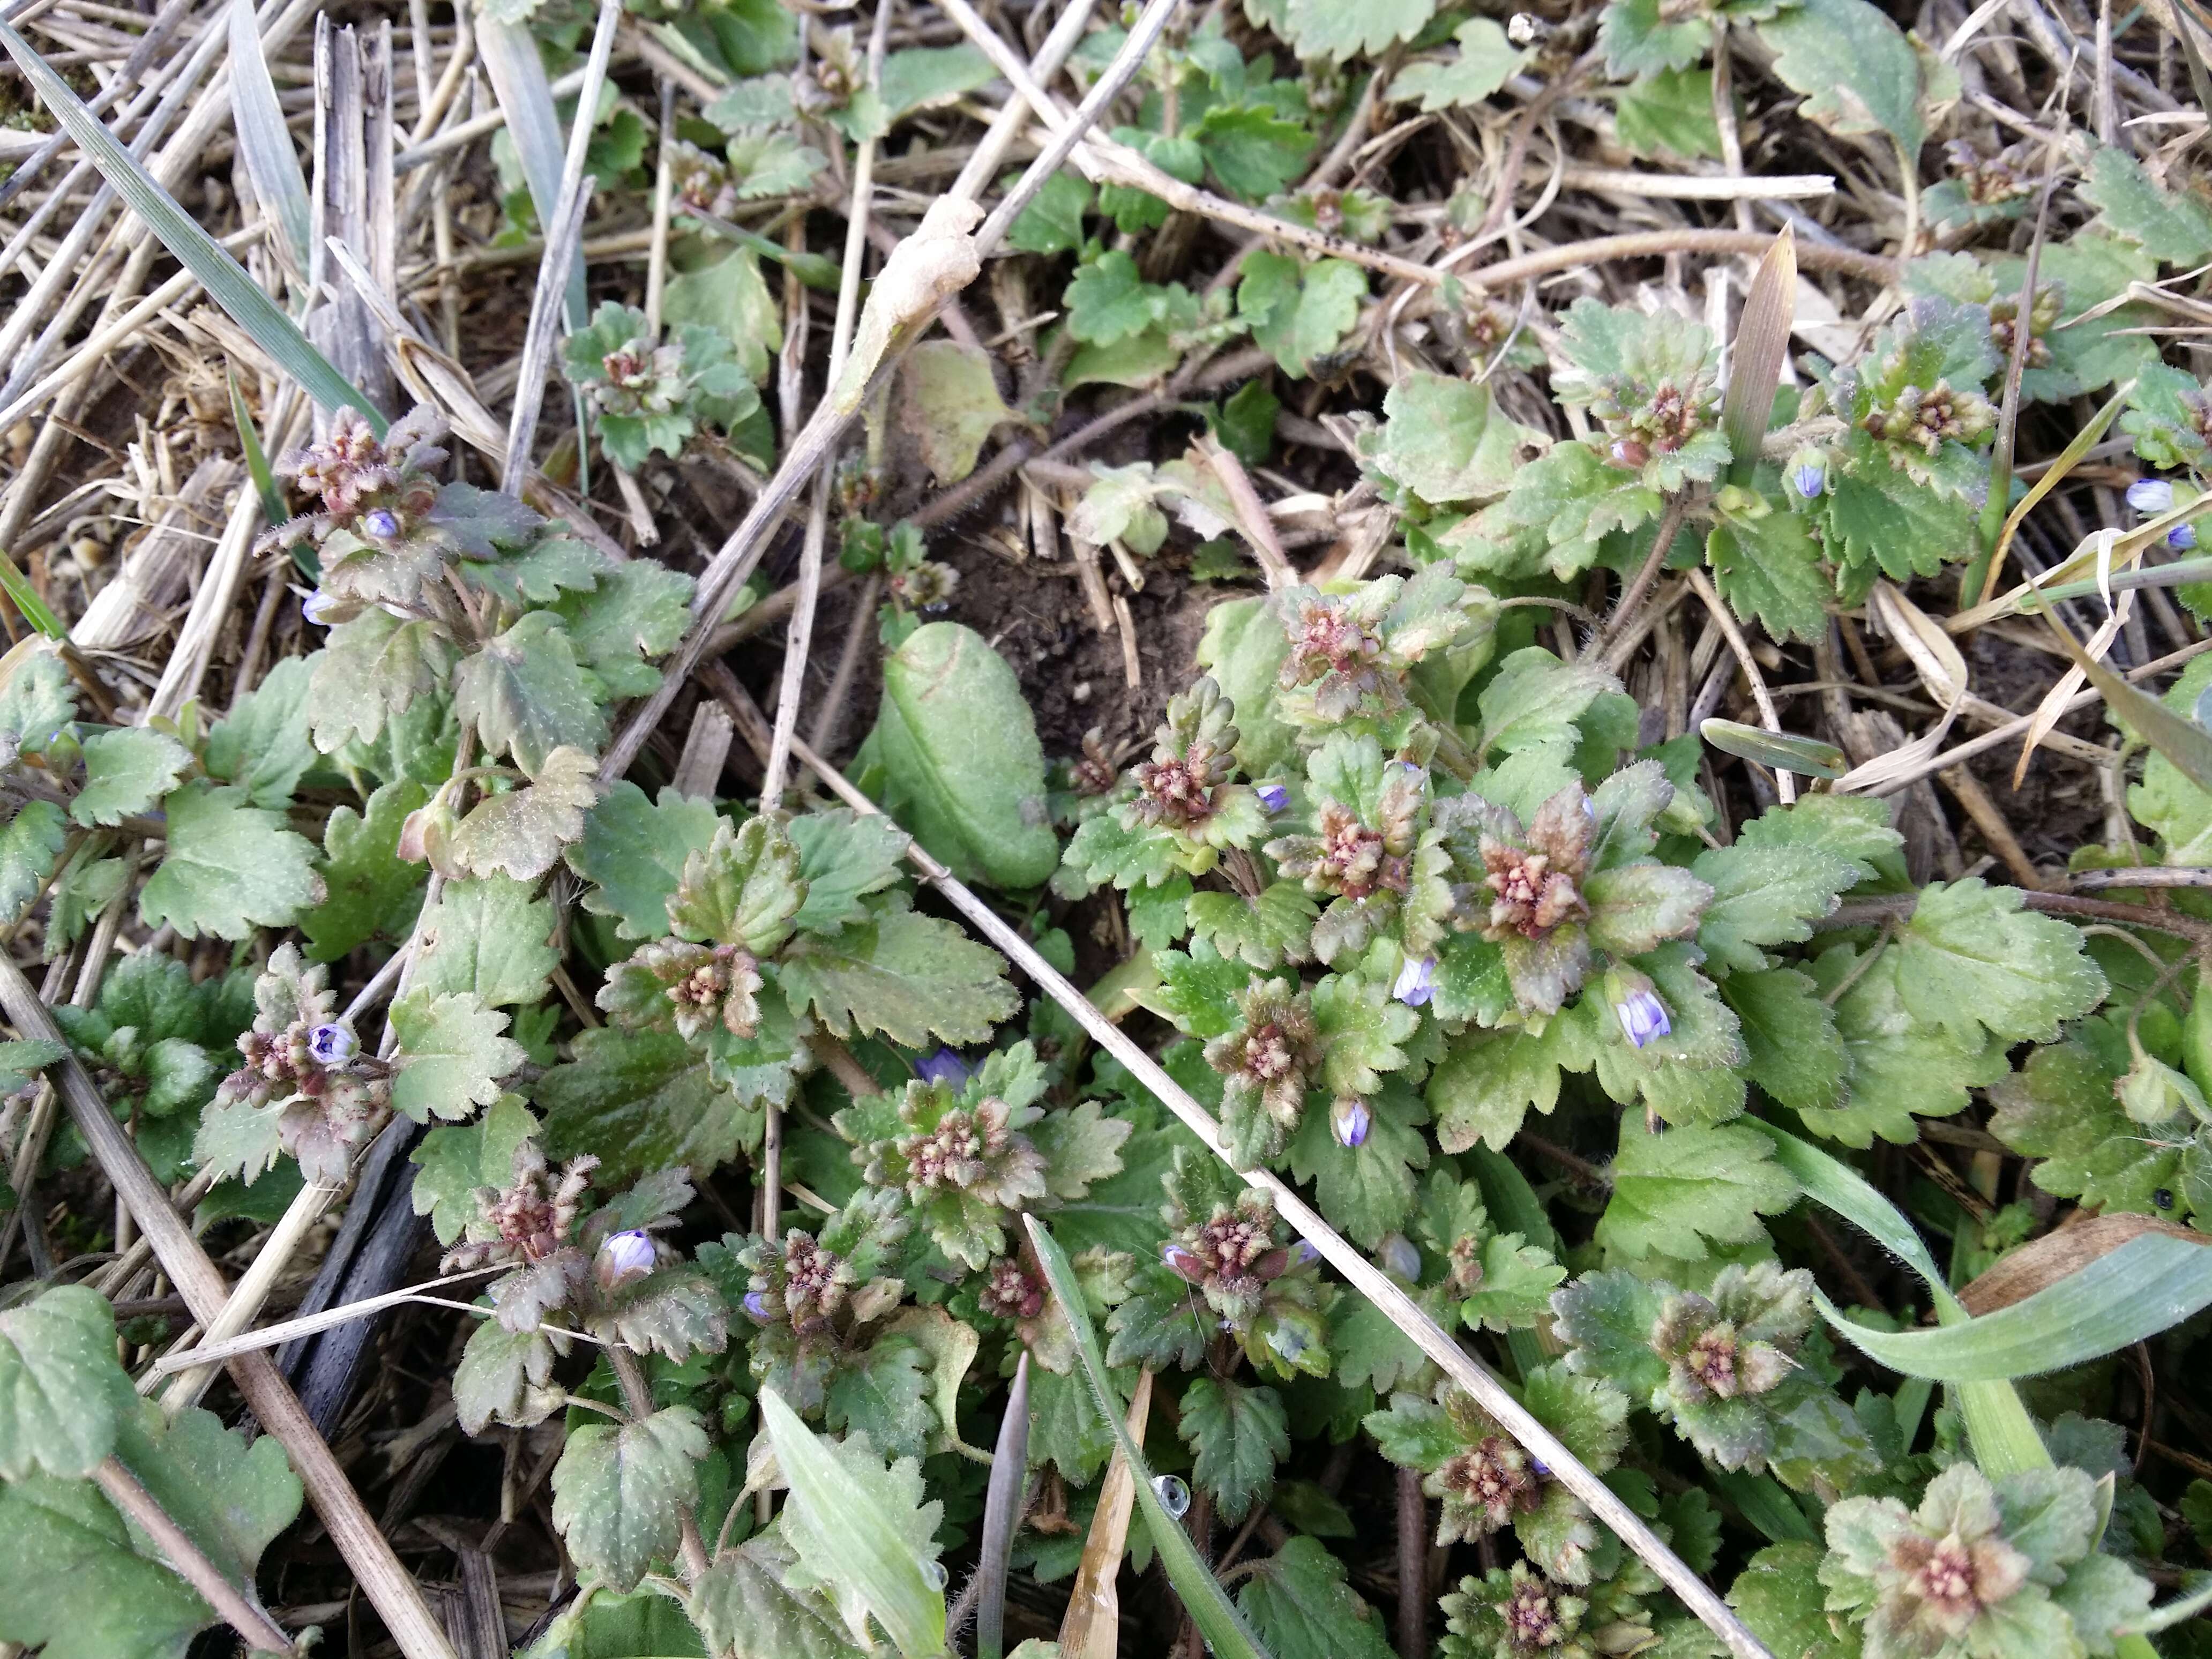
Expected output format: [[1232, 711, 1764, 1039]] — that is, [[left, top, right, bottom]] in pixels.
[[1396, 1463, 1428, 1659], [93, 1456, 295, 1655]]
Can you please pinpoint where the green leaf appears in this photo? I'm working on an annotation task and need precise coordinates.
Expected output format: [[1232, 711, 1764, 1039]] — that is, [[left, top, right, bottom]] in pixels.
[[1616, 66, 1721, 159], [2080, 144, 2212, 264], [438, 744, 601, 882], [300, 777, 428, 961], [687, 1530, 854, 1659], [759, 1389, 948, 1659], [570, 782, 721, 942], [1235, 1536, 1397, 1659], [1286, 1077, 1427, 1248], [1386, 18, 1528, 111], [1237, 254, 1366, 379], [453, 610, 609, 775], [137, 781, 322, 940], [1722, 965, 1849, 1114], [388, 988, 525, 1122], [1728, 1542, 1859, 1659], [1193, 103, 1314, 201], [0, 1400, 302, 1659], [860, 622, 1059, 889], [1602, 0, 1714, 75], [1894, 878, 2107, 1044], [1312, 970, 1418, 1099], [0, 801, 69, 925], [1066, 250, 1173, 346], [1759, 0, 1933, 158], [553, 559, 696, 701], [1992, 1038, 2193, 1217], [551, 1406, 711, 1594], [0, 1286, 131, 1479], [413, 876, 560, 1007], [826, 1338, 935, 1462], [1187, 883, 1317, 970], [0, 1037, 62, 1097], [538, 1025, 765, 1186], [1692, 841, 1865, 974], [1363, 371, 1533, 504], [0, 17, 382, 431], [1707, 510, 1831, 646], [778, 898, 1017, 1048], [1278, 0, 1437, 61], [1477, 647, 1619, 760], [70, 728, 191, 828], [0, 645, 75, 755], [306, 612, 453, 754], [1595, 1117, 1797, 1262], [789, 808, 909, 935], [666, 816, 804, 953], [896, 340, 1012, 485], [452, 1318, 562, 1436], [203, 655, 317, 809], [1179, 1378, 1290, 1524], [1026, 1216, 1272, 1659], [1004, 168, 1092, 256], [411, 1093, 537, 1246], [1800, 942, 2005, 1146], [1820, 1232, 2212, 1381], [1429, 1013, 1593, 1152]]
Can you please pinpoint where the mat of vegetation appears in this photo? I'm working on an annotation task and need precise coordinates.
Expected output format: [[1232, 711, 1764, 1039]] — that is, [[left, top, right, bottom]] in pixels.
[[4, 0, 2212, 1656]]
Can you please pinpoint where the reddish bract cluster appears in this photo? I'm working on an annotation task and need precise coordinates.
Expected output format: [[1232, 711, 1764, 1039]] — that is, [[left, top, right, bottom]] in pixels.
[[1439, 1435, 1542, 1533], [978, 1257, 1046, 1322]]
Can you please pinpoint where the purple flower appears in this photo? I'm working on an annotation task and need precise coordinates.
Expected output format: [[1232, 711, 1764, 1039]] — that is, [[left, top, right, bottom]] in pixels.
[[1617, 989, 1671, 1049], [361, 507, 401, 540], [594, 1229, 657, 1290], [2174, 523, 2200, 551], [742, 1289, 774, 1323], [1393, 955, 1437, 1008], [914, 1048, 973, 1089], [307, 1023, 356, 1067], [1289, 1240, 1320, 1268], [1265, 1321, 1310, 1364], [1379, 1234, 1421, 1281], [301, 589, 340, 625], [1331, 1097, 1371, 1148], [1257, 783, 1290, 814], [1792, 459, 1826, 499], [2129, 477, 2177, 514]]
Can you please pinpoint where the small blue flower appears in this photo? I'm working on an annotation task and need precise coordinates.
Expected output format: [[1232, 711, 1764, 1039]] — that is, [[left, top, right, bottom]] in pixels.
[[1163, 1243, 1209, 1284], [1616, 989, 1671, 1049], [1393, 955, 1437, 1008], [1792, 459, 1826, 499], [307, 1023, 356, 1068], [1288, 1240, 1321, 1268], [594, 1229, 657, 1290], [742, 1289, 774, 1324], [914, 1048, 973, 1089], [1265, 1321, 1310, 1364], [1530, 1456, 1551, 1477], [1379, 1234, 1421, 1281], [1331, 1097, 1372, 1148], [362, 507, 401, 540], [1257, 783, 1290, 813], [2129, 478, 2177, 515], [2174, 523, 2200, 551], [301, 589, 340, 626]]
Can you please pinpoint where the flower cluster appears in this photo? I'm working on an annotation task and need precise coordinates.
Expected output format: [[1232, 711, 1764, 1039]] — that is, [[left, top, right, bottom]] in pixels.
[[1862, 380, 1996, 457], [1551, 298, 1730, 491], [1204, 975, 1322, 1161], [562, 301, 752, 470], [270, 406, 447, 561], [601, 938, 765, 1042], [210, 945, 388, 1185], [1157, 1173, 1326, 1371]]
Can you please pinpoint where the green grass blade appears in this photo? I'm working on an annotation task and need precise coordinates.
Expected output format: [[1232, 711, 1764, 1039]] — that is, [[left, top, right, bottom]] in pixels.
[[0, 19, 378, 433], [1744, 1119, 2050, 1476], [476, 14, 587, 330], [1024, 1214, 1272, 1659], [1700, 719, 1848, 781], [0, 552, 64, 641], [974, 1352, 1030, 1659], [226, 0, 311, 274], [1818, 1232, 2212, 1382], [2030, 587, 2212, 795], [757, 1387, 948, 1659]]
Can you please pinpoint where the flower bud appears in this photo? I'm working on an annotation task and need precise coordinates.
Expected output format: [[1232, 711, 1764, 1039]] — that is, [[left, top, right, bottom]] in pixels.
[[1792, 458, 1826, 499], [362, 507, 401, 540], [2117, 1043, 2206, 1126], [1393, 954, 1437, 1008], [2173, 523, 2200, 551], [594, 1228, 658, 1291], [742, 1289, 775, 1324], [1331, 1097, 1371, 1148], [1251, 1247, 1291, 1281], [1257, 783, 1290, 814], [1609, 437, 1649, 469], [1379, 1234, 1421, 1282], [1162, 1243, 1210, 1284], [302, 589, 340, 625], [2128, 477, 2176, 514]]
